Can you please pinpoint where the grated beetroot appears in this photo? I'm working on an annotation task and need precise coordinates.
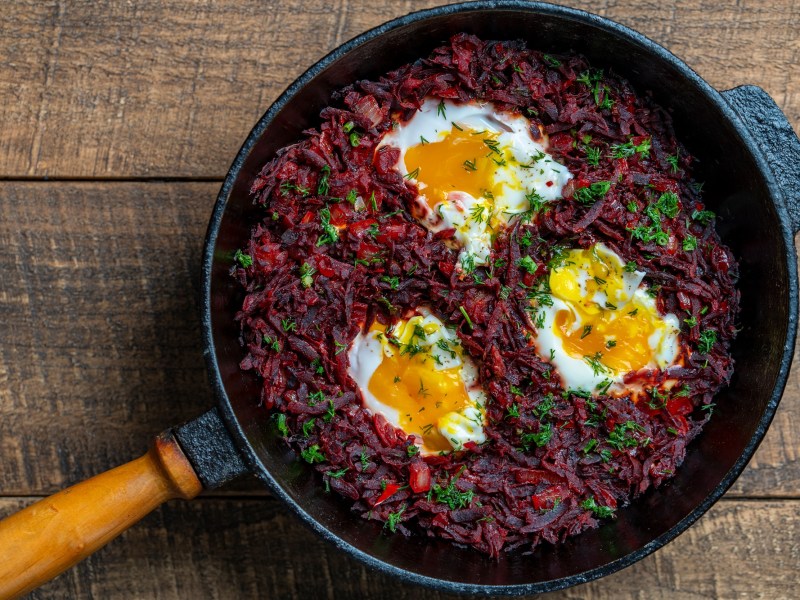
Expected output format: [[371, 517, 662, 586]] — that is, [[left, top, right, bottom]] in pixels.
[[234, 34, 739, 556]]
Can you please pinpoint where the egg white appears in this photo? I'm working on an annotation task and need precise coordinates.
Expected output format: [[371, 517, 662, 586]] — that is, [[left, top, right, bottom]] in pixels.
[[530, 244, 682, 396], [378, 98, 572, 267], [347, 308, 487, 454], [534, 290, 681, 395]]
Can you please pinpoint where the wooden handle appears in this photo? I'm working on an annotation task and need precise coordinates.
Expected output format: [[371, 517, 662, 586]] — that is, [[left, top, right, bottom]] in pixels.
[[0, 432, 202, 599]]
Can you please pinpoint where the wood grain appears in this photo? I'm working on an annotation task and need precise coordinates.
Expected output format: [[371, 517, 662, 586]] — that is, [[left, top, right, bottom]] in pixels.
[[1, 0, 799, 597], [0, 0, 797, 178], [0, 182, 214, 494], [0, 181, 797, 498], [0, 497, 796, 599], [0, 433, 201, 599]]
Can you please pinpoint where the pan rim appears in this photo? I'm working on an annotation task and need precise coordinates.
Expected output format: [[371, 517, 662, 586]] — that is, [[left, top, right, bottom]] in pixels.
[[200, 1, 798, 594]]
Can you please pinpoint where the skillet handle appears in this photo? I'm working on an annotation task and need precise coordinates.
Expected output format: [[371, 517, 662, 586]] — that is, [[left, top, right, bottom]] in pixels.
[[721, 85, 800, 234], [0, 408, 249, 598], [0, 430, 202, 599], [173, 406, 250, 489]]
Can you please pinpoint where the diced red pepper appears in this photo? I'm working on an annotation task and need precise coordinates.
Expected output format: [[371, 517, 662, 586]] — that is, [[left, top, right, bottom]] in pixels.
[[409, 461, 431, 493], [349, 218, 378, 238], [252, 243, 285, 269], [531, 485, 565, 511], [357, 241, 382, 261], [711, 245, 730, 274], [522, 272, 537, 287], [438, 260, 455, 276], [648, 174, 680, 193], [671, 414, 690, 436], [431, 513, 449, 528], [374, 482, 401, 506], [316, 255, 336, 278], [328, 203, 350, 226], [548, 132, 573, 153], [376, 222, 406, 244], [666, 396, 693, 416], [299, 210, 315, 224]]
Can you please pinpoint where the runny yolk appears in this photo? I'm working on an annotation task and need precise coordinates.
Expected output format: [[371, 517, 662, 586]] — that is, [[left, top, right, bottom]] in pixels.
[[553, 303, 660, 373], [547, 244, 672, 374], [403, 128, 505, 208], [367, 323, 471, 452]]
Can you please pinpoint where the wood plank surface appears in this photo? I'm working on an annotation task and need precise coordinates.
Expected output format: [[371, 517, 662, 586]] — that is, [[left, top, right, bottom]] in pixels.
[[0, 0, 796, 178], [1, 0, 799, 597], [0, 497, 797, 599], [0, 181, 798, 498]]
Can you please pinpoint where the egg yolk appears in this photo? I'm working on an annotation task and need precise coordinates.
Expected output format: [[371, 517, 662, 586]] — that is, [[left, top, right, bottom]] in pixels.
[[404, 128, 506, 208], [552, 302, 661, 373], [367, 322, 472, 452], [549, 245, 669, 373]]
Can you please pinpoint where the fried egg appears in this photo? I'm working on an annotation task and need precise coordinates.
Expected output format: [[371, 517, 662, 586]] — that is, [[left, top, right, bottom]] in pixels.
[[530, 243, 681, 396], [378, 98, 571, 268], [347, 308, 487, 454]]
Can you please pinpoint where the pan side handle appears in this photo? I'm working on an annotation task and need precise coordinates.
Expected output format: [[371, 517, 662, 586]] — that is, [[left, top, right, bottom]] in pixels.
[[0, 431, 203, 599], [722, 85, 800, 235], [173, 406, 250, 490]]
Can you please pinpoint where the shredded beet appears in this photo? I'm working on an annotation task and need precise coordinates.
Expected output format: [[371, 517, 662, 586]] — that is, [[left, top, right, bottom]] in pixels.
[[234, 35, 739, 556]]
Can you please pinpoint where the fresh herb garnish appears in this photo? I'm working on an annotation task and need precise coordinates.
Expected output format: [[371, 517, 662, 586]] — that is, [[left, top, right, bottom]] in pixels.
[[300, 444, 326, 464], [385, 506, 406, 533], [302, 418, 316, 438], [521, 423, 552, 449], [573, 181, 612, 204], [584, 145, 601, 166], [316, 207, 339, 246], [429, 474, 474, 510], [381, 275, 400, 290], [543, 54, 561, 67], [262, 335, 281, 352], [275, 413, 289, 437], [517, 255, 537, 274], [404, 167, 420, 180], [233, 249, 253, 268], [610, 137, 651, 159], [698, 329, 717, 354], [692, 209, 716, 224], [459, 305, 474, 330], [655, 191, 680, 218], [607, 420, 644, 450], [317, 165, 331, 195], [279, 181, 310, 196], [299, 262, 315, 288], [307, 390, 325, 406], [581, 496, 615, 518], [666, 149, 680, 172]]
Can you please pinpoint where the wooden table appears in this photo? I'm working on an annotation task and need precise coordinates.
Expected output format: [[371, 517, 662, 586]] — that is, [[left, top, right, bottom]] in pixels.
[[1, 1, 798, 597]]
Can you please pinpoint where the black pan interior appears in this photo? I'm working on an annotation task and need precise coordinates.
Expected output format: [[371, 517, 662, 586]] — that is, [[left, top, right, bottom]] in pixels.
[[205, 3, 792, 592]]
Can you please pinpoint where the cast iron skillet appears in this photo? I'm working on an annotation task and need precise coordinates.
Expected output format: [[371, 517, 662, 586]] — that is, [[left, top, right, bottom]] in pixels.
[[1, 1, 798, 597]]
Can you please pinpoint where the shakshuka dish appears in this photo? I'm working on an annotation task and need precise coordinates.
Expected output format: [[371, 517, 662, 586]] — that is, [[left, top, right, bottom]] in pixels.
[[231, 35, 739, 555]]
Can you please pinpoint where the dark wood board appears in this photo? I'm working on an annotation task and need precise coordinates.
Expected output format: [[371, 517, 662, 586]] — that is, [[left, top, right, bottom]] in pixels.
[[0, 497, 797, 600], [0, 0, 796, 178], [1, 0, 799, 597]]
